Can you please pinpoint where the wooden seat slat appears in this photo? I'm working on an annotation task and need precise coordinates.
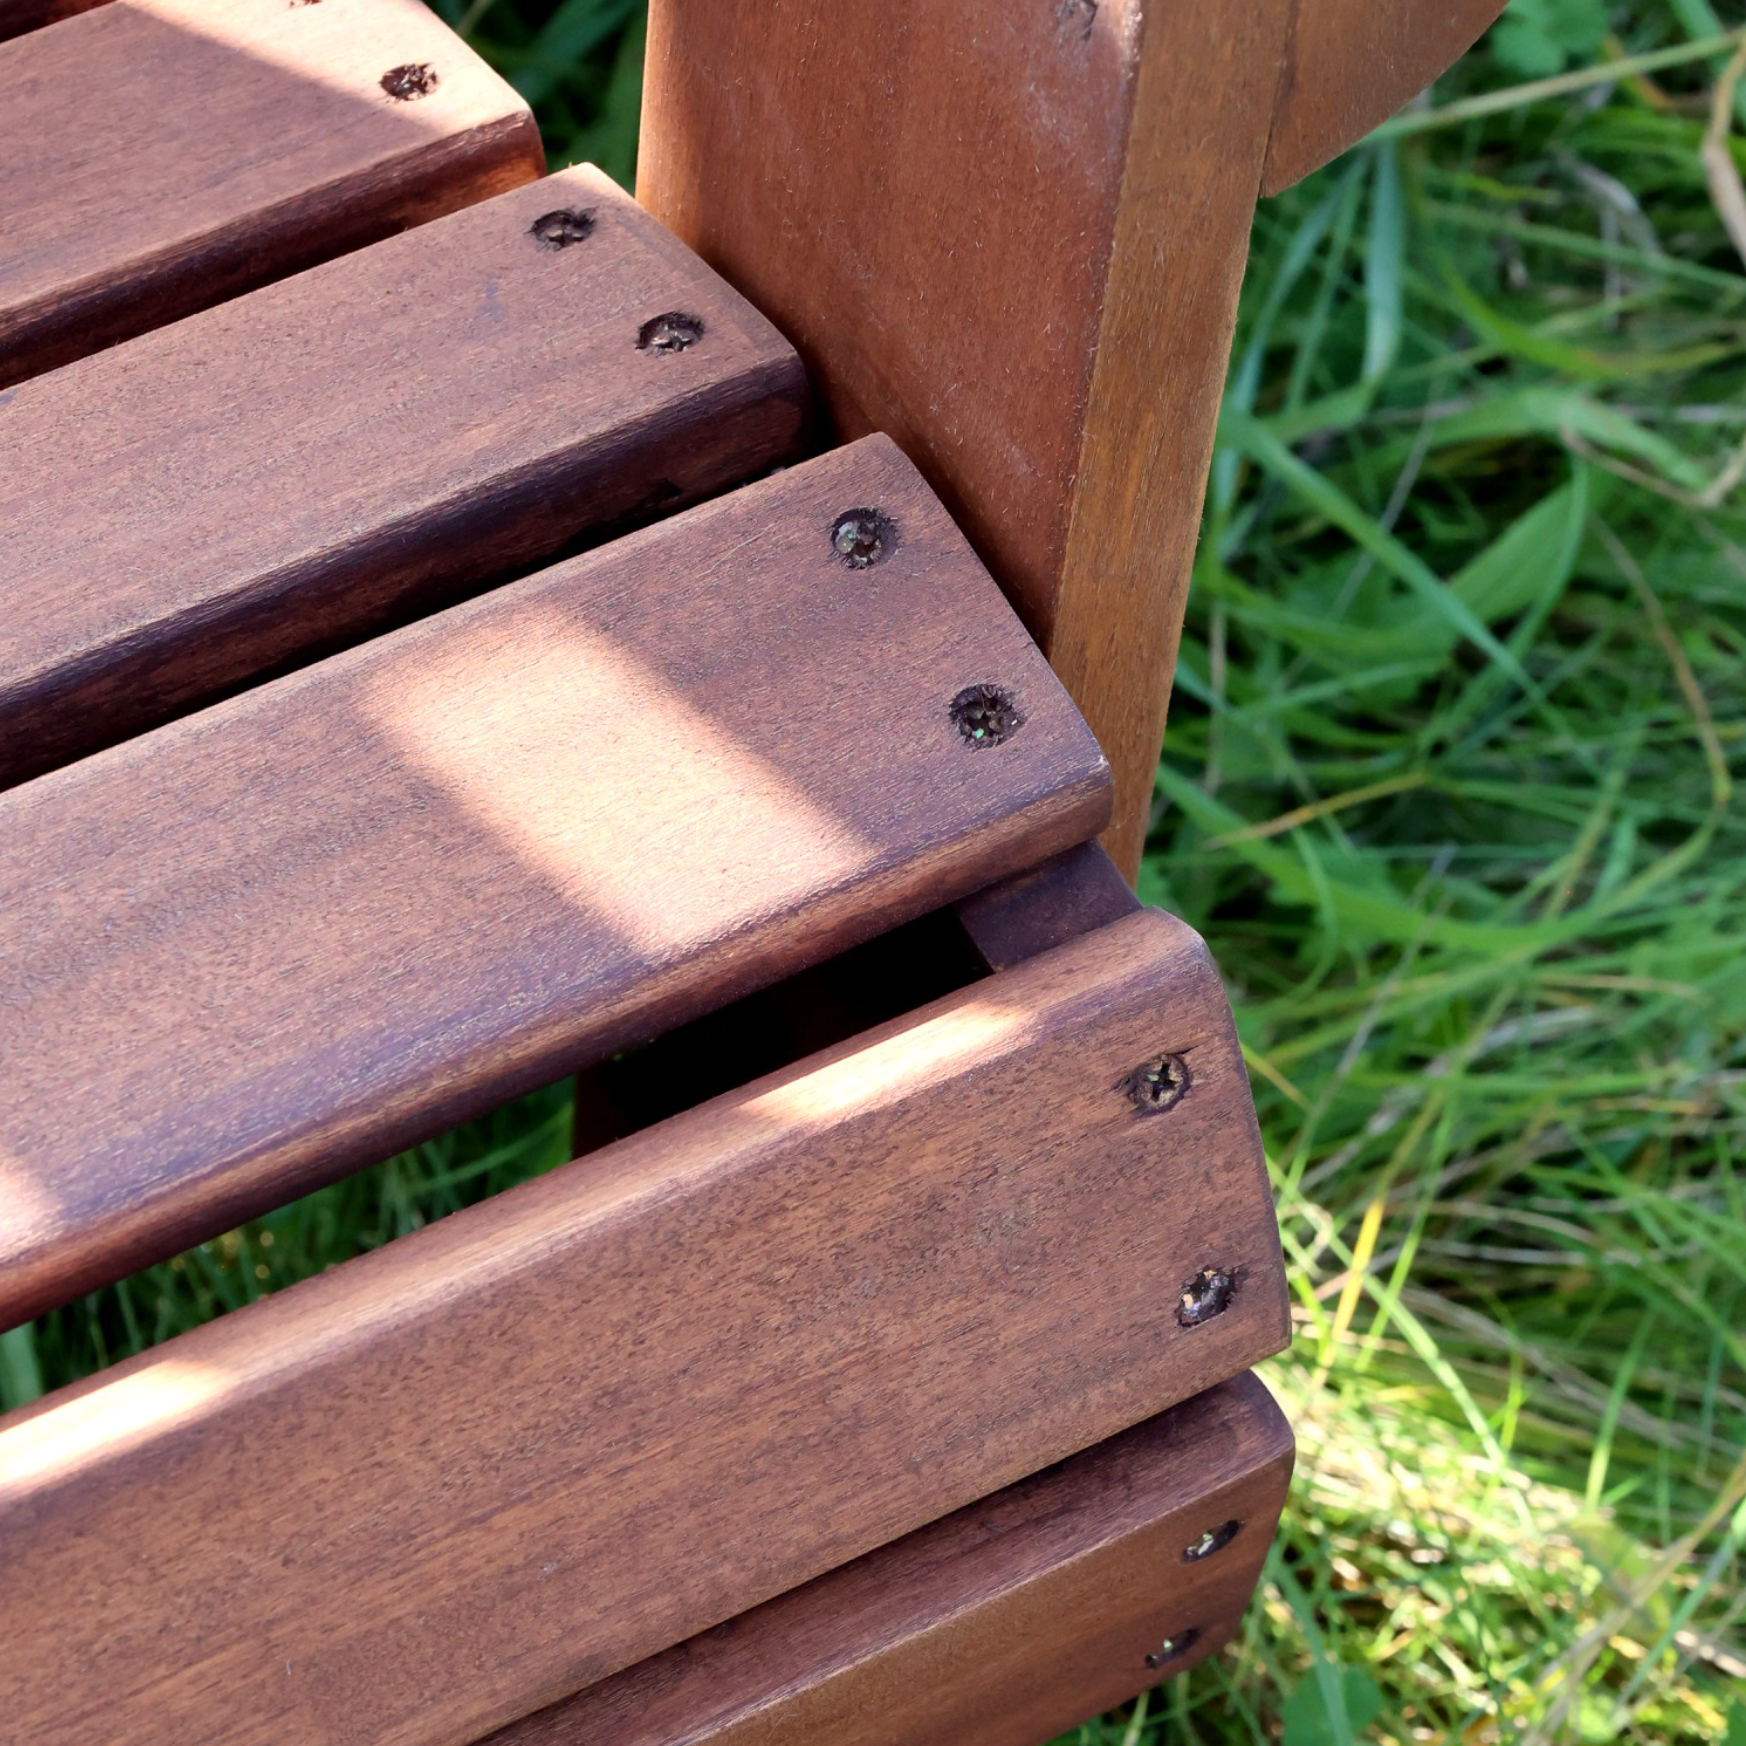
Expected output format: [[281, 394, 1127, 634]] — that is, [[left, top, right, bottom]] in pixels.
[[485, 1375, 1293, 1746], [0, 909, 1287, 1746], [0, 436, 1110, 1326], [0, 165, 807, 788], [0, 0, 542, 383]]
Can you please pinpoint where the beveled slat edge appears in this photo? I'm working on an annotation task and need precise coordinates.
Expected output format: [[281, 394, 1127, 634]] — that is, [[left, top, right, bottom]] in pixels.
[[0, 164, 811, 789], [0, 435, 1106, 1326], [483, 1373, 1295, 1746], [0, 0, 544, 384], [0, 908, 1287, 1746]]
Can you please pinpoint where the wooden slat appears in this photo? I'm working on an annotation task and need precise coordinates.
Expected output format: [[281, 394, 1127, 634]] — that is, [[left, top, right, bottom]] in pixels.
[[1262, 0, 1509, 194], [0, 436, 1111, 1326], [486, 1375, 1294, 1746], [0, 908, 1288, 1746], [0, 0, 543, 382], [0, 164, 808, 787]]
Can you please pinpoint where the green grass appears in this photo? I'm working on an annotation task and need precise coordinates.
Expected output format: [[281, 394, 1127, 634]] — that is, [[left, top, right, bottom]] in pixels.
[[5, 4, 1744, 1742]]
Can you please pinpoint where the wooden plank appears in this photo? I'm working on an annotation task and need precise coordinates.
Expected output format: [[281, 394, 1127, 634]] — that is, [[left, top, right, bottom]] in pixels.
[[485, 1375, 1294, 1746], [638, 0, 1294, 879], [0, 0, 543, 383], [1262, 0, 1509, 194], [640, 0, 1506, 877], [0, 164, 808, 787], [0, 908, 1288, 1746], [0, 436, 1112, 1326]]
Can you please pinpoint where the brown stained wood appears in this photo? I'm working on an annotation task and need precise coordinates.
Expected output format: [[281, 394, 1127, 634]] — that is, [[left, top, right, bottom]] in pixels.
[[639, 0, 1293, 880], [0, 166, 808, 787], [485, 1375, 1294, 1746], [0, 909, 1288, 1746], [0, 436, 1113, 1327], [1262, 0, 1510, 194], [641, 0, 1504, 878], [956, 842, 1141, 972], [0, 0, 102, 42], [0, 0, 543, 383]]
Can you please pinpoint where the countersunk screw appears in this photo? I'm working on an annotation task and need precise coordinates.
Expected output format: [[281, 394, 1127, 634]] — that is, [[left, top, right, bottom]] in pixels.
[[1145, 1628, 1200, 1668], [1119, 1051, 1191, 1115], [1182, 1519, 1242, 1562], [381, 63, 438, 99], [530, 209, 595, 249], [1176, 1267, 1236, 1328], [950, 684, 1024, 749], [637, 311, 705, 352], [830, 508, 896, 569]]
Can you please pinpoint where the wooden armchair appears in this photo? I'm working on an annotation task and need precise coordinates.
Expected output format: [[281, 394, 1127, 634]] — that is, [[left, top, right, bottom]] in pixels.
[[0, 3, 1503, 1741]]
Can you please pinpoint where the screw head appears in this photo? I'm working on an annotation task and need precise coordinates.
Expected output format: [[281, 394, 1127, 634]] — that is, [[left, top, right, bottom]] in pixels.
[[1119, 1051, 1191, 1115], [949, 684, 1024, 749], [1145, 1627, 1200, 1668], [637, 311, 705, 352], [1176, 1267, 1236, 1328], [1182, 1519, 1242, 1562], [830, 508, 895, 569], [381, 63, 438, 99], [530, 209, 595, 249]]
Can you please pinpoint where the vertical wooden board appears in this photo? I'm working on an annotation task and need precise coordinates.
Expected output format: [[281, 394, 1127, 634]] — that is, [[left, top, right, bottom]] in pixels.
[[0, 0, 543, 384], [0, 910, 1288, 1746], [1262, 0, 1509, 193], [639, 0, 1294, 876], [0, 437, 1112, 1327], [0, 165, 809, 787], [485, 1375, 1294, 1746]]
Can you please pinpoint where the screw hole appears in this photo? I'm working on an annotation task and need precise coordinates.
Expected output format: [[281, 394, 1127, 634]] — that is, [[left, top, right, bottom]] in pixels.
[[530, 209, 595, 249], [950, 684, 1024, 750], [1176, 1267, 1236, 1329], [1182, 1519, 1243, 1562], [381, 64, 438, 100], [637, 311, 705, 353], [1145, 1628, 1199, 1669], [1119, 1051, 1191, 1115], [830, 508, 896, 569]]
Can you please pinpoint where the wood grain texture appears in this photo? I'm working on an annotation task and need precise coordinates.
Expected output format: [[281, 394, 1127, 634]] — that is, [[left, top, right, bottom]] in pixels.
[[641, 0, 1504, 876], [1261, 0, 1509, 193], [0, 909, 1287, 1746], [0, 436, 1112, 1327], [0, 0, 543, 384], [0, 165, 808, 787], [485, 1375, 1294, 1746], [639, 0, 1292, 878], [957, 843, 1141, 972]]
